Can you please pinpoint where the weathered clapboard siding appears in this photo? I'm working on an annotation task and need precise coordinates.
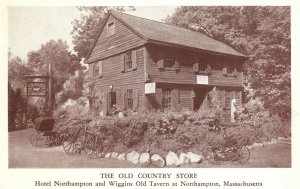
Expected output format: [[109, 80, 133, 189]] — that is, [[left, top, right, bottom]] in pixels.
[[179, 88, 194, 110], [146, 45, 243, 87], [88, 15, 145, 63], [209, 64, 243, 87], [92, 47, 145, 109], [145, 85, 193, 110], [215, 87, 242, 123]]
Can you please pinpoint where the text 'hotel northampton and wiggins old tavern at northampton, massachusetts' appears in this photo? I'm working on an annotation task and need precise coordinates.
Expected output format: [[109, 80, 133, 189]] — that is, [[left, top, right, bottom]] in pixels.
[[85, 11, 248, 124]]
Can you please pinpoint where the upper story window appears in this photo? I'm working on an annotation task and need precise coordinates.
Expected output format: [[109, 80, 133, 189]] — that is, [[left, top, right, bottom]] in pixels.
[[223, 64, 237, 77], [125, 51, 132, 70], [121, 50, 137, 72], [199, 63, 207, 72], [163, 52, 175, 68], [157, 51, 180, 71], [192, 56, 211, 74], [107, 21, 115, 37], [227, 65, 234, 75]]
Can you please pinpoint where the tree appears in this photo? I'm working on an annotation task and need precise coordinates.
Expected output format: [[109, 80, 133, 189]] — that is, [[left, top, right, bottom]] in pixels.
[[166, 6, 291, 119], [8, 50, 31, 90], [71, 6, 135, 59], [27, 39, 81, 93], [57, 69, 85, 104]]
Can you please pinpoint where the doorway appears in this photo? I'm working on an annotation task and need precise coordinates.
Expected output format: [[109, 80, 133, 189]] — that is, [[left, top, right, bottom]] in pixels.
[[193, 87, 211, 111], [109, 91, 116, 109]]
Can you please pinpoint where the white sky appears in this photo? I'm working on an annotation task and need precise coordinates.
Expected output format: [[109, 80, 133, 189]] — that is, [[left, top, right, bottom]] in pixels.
[[8, 6, 177, 61]]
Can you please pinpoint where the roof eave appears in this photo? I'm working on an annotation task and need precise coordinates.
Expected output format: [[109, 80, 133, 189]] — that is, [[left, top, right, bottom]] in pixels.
[[85, 12, 111, 64], [86, 11, 149, 64], [110, 11, 148, 40], [145, 39, 248, 61]]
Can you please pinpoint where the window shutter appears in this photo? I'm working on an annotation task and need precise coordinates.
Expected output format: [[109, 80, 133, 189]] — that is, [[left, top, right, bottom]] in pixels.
[[221, 90, 226, 109], [122, 90, 126, 109], [171, 89, 180, 110], [132, 50, 137, 70], [233, 67, 238, 76], [99, 61, 103, 77], [222, 67, 227, 76], [206, 64, 211, 74], [157, 59, 164, 69], [174, 57, 180, 71], [121, 54, 125, 73], [157, 51, 164, 70], [102, 92, 108, 116], [133, 89, 139, 109], [155, 88, 163, 109], [193, 63, 199, 73]]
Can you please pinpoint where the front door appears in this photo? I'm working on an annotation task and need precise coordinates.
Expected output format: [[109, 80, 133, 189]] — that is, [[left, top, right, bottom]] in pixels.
[[109, 91, 116, 109]]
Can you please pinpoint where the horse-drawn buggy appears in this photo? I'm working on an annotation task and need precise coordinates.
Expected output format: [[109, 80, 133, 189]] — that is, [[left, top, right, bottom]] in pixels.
[[29, 117, 60, 147]]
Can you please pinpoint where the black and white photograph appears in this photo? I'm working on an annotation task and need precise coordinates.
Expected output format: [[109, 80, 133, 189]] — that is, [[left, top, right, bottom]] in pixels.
[[1, 1, 299, 189]]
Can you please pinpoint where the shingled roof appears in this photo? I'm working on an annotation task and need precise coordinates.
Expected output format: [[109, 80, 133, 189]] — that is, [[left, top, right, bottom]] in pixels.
[[110, 11, 246, 58]]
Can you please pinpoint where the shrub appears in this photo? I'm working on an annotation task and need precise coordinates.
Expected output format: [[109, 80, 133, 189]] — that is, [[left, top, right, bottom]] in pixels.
[[54, 97, 290, 157], [235, 98, 291, 144]]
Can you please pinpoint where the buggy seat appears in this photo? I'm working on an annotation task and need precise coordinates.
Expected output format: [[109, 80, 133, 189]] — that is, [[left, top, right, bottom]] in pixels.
[[34, 117, 56, 136]]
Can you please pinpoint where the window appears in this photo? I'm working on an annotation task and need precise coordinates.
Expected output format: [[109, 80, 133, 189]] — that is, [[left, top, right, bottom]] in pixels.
[[125, 51, 132, 70], [107, 22, 115, 36], [126, 89, 133, 109], [121, 50, 137, 72], [223, 65, 237, 76], [199, 63, 206, 72], [162, 89, 172, 109], [227, 65, 234, 75], [163, 52, 175, 68]]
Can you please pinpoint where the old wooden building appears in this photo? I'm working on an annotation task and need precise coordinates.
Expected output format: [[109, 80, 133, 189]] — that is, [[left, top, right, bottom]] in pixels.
[[86, 11, 247, 123]]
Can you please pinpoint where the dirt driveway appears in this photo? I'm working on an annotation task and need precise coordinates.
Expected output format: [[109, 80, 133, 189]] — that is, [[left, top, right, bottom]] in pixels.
[[8, 128, 291, 168], [9, 128, 137, 168]]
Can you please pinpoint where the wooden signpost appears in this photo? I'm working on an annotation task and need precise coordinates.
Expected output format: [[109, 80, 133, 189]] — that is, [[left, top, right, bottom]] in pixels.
[[25, 62, 53, 117]]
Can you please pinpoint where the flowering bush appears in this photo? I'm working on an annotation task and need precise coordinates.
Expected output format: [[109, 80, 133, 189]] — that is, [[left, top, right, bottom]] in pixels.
[[54, 97, 290, 157], [54, 105, 224, 155]]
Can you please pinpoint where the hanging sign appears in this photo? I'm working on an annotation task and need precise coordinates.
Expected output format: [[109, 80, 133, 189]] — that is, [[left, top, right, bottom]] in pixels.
[[197, 75, 208, 85], [145, 82, 156, 94], [27, 82, 48, 96]]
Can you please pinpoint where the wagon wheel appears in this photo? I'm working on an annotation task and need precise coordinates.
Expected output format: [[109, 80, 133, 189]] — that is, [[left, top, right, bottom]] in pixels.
[[63, 133, 81, 155], [84, 135, 96, 153], [86, 136, 102, 159], [228, 148, 240, 162], [30, 133, 44, 148], [52, 134, 61, 146], [29, 133, 38, 147], [54, 133, 63, 146], [238, 146, 250, 163]]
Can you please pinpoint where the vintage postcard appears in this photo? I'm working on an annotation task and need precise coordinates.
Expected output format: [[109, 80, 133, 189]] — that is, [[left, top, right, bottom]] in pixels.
[[1, 0, 299, 189]]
